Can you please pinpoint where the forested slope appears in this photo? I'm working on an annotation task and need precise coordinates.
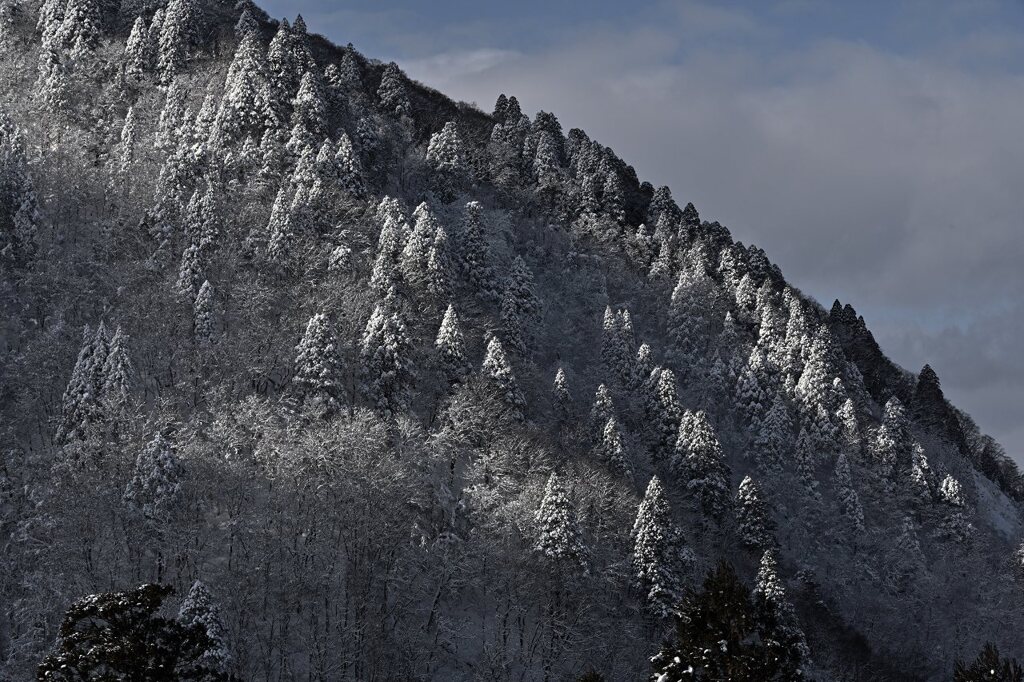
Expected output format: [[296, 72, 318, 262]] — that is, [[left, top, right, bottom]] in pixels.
[[1, 0, 1022, 679]]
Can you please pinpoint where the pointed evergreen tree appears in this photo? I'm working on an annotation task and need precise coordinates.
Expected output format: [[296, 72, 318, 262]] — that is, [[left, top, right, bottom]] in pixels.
[[55, 0, 101, 60], [369, 217, 403, 295], [651, 560, 805, 681], [101, 326, 133, 417], [334, 131, 364, 196], [294, 313, 344, 407], [736, 476, 775, 551], [434, 303, 468, 382], [481, 336, 525, 414], [599, 416, 633, 479], [426, 121, 466, 176], [123, 16, 149, 81], [193, 279, 215, 345], [675, 410, 731, 518], [213, 24, 275, 146], [400, 201, 439, 292], [632, 476, 690, 618], [735, 347, 770, 428], [124, 433, 182, 527], [753, 393, 791, 475], [873, 397, 910, 479], [175, 241, 205, 296], [834, 453, 865, 536], [177, 581, 232, 676], [267, 18, 312, 116], [505, 255, 542, 321], [837, 397, 859, 450], [650, 367, 682, 461], [377, 62, 411, 117], [552, 367, 572, 420], [157, 0, 195, 82], [118, 106, 138, 175], [58, 324, 110, 443], [360, 296, 416, 417], [632, 342, 654, 389], [426, 226, 453, 309], [499, 287, 526, 356], [753, 550, 811, 667], [0, 113, 40, 263], [458, 201, 499, 301], [534, 473, 588, 572], [286, 70, 327, 156]]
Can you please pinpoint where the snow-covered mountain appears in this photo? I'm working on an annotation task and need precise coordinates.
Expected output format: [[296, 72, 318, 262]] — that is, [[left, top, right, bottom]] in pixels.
[[1, 0, 1022, 679]]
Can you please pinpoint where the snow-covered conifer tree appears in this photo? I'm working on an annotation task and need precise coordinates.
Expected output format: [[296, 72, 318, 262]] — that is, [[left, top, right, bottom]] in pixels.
[[124, 433, 182, 526], [360, 297, 415, 417], [736, 476, 775, 551], [178, 581, 232, 676], [123, 16, 149, 82], [157, 0, 195, 82], [370, 217, 404, 295], [481, 336, 525, 415], [552, 367, 572, 420], [426, 226, 453, 309], [294, 313, 344, 407], [499, 288, 526, 356], [334, 132, 364, 196], [58, 324, 110, 442], [55, 0, 100, 60], [753, 393, 791, 475], [753, 550, 810, 663], [632, 343, 653, 389], [118, 107, 138, 175], [213, 25, 275, 146], [0, 113, 40, 263], [534, 473, 588, 572], [400, 201, 439, 291], [735, 347, 770, 428], [458, 201, 499, 301], [434, 304, 468, 382], [286, 70, 327, 157], [632, 476, 690, 618], [674, 410, 731, 518], [193, 280, 215, 345], [426, 121, 466, 177], [267, 18, 312, 116], [175, 241, 205, 296], [377, 62, 411, 118], [101, 326, 133, 417], [599, 416, 632, 479], [650, 367, 682, 461]]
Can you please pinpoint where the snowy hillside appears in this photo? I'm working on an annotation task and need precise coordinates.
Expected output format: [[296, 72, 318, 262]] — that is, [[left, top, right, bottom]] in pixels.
[[1, 0, 1023, 680]]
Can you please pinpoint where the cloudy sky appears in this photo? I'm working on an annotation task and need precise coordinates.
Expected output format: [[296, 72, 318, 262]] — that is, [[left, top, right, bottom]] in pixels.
[[264, 0, 1024, 462]]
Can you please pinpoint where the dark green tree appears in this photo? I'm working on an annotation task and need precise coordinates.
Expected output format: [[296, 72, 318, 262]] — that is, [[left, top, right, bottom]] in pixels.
[[650, 561, 804, 681], [37, 584, 234, 681]]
